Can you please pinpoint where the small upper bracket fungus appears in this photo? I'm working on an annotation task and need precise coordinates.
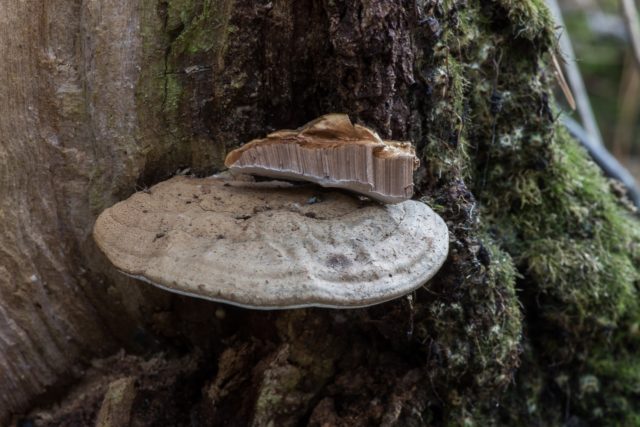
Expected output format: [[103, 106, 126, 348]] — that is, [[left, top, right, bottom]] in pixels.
[[93, 176, 448, 309], [224, 114, 419, 203]]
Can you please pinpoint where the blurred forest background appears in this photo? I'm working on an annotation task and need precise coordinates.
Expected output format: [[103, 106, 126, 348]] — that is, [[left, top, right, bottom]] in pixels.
[[560, 0, 640, 180]]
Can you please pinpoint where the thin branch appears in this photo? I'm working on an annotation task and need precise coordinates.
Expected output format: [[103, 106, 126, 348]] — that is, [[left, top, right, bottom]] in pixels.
[[612, 50, 640, 157], [621, 0, 640, 69], [545, 0, 605, 146]]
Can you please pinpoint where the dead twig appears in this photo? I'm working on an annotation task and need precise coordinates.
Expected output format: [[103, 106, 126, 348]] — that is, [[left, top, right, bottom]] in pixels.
[[621, 0, 640, 69], [545, 0, 604, 146]]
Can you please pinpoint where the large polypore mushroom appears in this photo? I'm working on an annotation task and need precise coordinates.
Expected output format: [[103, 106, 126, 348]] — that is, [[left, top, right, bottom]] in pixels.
[[93, 176, 449, 309], [224, 114, 419, 203]]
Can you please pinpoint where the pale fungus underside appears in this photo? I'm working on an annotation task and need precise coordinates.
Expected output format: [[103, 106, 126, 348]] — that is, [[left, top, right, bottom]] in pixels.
[[224, 114, 419, 204], [93, 176, 449, 309]]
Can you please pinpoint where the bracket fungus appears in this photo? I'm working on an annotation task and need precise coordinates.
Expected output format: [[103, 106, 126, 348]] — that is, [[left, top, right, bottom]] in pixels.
[[224, 114, 419, 203], [93, 176, 449, 309]]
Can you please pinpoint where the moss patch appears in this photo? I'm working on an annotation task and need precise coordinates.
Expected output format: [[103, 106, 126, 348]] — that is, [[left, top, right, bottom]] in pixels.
[[410, 0, 640, 424], [136, 0, 234, 185]]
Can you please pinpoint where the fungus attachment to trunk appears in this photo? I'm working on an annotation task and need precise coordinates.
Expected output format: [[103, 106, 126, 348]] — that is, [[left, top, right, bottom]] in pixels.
[[93, 176, 449, 309], [224, 114, 419, 203]]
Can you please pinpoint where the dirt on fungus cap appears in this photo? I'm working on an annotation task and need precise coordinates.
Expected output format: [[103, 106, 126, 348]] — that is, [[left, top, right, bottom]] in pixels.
[[93, 176, 449, 309]]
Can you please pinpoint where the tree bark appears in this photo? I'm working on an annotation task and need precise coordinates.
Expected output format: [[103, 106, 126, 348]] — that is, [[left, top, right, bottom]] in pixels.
[[2, 1, 639, 425]]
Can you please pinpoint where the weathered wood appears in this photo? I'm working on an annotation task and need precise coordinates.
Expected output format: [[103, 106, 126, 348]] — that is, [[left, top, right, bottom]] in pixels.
[[95, 377, 136, 427], [0, 0, 167, 420]]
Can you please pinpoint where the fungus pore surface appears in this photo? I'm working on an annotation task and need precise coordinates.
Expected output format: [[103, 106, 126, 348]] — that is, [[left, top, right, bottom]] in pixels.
[[224, 114, 419, 203]]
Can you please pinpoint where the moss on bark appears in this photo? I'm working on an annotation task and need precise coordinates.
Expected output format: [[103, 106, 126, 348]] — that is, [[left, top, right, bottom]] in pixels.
[[413, 2, 640, 424]]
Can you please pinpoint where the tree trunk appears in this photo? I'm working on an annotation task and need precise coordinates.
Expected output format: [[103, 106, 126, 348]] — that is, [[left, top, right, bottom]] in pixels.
[[2, 0, 639, 425]]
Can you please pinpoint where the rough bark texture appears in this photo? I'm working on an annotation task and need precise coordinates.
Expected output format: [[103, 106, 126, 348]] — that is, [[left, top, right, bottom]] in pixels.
[[2, 0, 639, 426]]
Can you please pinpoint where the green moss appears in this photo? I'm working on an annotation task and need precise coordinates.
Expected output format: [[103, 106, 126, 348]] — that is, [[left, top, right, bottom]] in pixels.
[[487, 128, 640, 322], [134, 0, 235, 182], [408, 7, 526, 417], [164, 0, 197, 34], [495, 0, 555, 45], [464, 5, 640, 413], [167, 0, 234, 59], [411, 0, 640, 424], [254, 361, 303, 416], [163, 72, 182, 115], [472, 45, 640, 427], [587, 348, 640, 423], [89, 166, 110, 214]]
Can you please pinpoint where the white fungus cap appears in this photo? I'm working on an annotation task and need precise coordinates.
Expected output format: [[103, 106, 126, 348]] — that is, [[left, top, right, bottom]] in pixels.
[[93, 176, 449, 309]]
